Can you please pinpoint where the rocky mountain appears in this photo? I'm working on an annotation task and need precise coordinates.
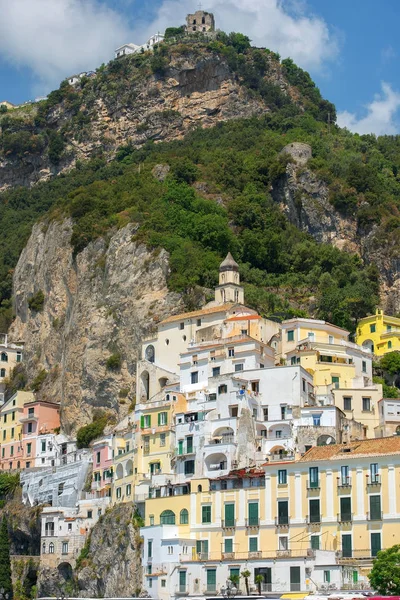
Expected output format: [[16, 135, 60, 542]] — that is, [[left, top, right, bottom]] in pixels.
[[1, 32, 400, 428], [9, 219, 181, 430]]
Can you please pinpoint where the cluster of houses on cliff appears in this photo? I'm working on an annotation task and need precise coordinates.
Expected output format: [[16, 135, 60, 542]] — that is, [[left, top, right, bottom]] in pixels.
[[4, 250, 400, 597]]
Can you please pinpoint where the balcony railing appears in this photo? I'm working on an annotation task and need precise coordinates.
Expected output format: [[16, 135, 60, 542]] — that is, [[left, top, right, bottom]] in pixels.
[[338, 512, 353, 524], [245, 518, 260, 529], [367, 475, 381, 487], [248, 551, 262, 559], [337, 477, 352, 488], [307, 480, 320, 490], [306, 514, 321, 525], [367, 511, 383, 521], [222, 520, 235, 529], [180, 549, 317, 562], [268, 453, 295, 462], [222, 552, 235, 560], [275, 516, 290, 527]]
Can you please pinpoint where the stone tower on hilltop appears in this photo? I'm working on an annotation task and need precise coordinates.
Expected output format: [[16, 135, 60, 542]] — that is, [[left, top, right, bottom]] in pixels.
[[215, 253, 244, 305], [185, 10, 215, 34]]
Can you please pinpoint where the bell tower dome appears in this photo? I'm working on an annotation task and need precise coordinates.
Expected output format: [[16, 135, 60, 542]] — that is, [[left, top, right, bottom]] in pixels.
[[215, 253, 244, 305]]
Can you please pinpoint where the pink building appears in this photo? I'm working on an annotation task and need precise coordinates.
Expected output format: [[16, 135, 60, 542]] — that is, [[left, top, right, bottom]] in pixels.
[[91, 435, 113, 495], [20, 400, 60, 468]]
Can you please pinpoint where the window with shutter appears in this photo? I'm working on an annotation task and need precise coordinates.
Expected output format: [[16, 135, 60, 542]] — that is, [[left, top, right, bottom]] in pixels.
[[340, 497, 352, 521], [224, 539, 233, 553], [178, 440, 183, 455], [278, 500, 289, 525], [248, 502, 259, 525], [371, 533, 381, 557], [342, 534, 352, 558], [309, 499, 320, 523], [224, 503, 235, 526], [311, 535, 319, 550], [369, 495, 381, 520], [207, 569, 216, 591], [249, 537, 258, 552], [202, 505, 211, 523], [140, 415, 144, 428]]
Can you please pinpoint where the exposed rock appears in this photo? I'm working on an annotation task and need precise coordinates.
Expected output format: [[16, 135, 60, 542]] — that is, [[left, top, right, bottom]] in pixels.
[[8, 219, 182, 431], [280, 142, 312, 165], [152, 163, 170, 181], [272, 162, 400, 312], [0, 52, 269, 193], [75, 503, 142, 598]]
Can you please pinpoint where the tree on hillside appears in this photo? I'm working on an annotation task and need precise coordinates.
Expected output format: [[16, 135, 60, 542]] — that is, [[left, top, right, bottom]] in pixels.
[[0, 516, 13, 598], [380, 352, 400, 376], [369, 544, 400, 594]]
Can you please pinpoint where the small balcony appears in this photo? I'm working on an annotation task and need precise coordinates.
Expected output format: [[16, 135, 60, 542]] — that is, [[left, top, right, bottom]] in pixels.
[[337, 512, 353, 524], [276, 549, 291, 558], [366, 475, 381, 488], [245, 518, 260, 529], [306, 514, 321, 525], [221, 520, 235, 530], [248, 551, 262, 559], [20, 413, 38, 423], [337, 477, 352, 489], [222, 552, 235, 560], [307, 480, 320, 490], [367, 511, 383, 521], [275, 516, 290, 528]]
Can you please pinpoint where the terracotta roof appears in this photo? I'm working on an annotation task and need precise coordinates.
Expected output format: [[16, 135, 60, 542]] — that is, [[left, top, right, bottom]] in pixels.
[[299, 437, 400, 462], [226, 315, 261, 322], [160, 303, 236, 325]]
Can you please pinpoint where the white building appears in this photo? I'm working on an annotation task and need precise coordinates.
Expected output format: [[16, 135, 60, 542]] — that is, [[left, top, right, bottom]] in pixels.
[[114, 33, 165, 59], [0, 334, 23, 404]]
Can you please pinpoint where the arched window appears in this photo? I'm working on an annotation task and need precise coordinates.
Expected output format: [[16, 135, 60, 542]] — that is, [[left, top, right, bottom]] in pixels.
[[42, 542, 46, 554], [0, 369, 5, 377], [396, 426, 400, 436], [180, 509, 189, 524], [1, 353, 8, 362], [197, 484, 202, 492], [49, 543, 54, 554], [388, 341, 392, 349], [160, 510, 175, 525], [145, 345, 155, 363]]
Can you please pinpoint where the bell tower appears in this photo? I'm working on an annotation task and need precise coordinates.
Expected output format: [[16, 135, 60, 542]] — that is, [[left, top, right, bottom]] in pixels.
[[215, 253, 244, 305]]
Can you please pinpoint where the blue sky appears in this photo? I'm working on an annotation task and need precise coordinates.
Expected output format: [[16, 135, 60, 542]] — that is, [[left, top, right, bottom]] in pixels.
[[1, 0, 400, 135]]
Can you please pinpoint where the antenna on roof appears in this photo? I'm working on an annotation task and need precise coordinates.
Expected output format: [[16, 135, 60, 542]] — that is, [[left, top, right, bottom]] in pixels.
[[198, 1, 203, 9]]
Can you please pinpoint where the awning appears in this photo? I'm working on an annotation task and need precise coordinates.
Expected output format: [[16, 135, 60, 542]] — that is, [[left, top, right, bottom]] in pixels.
[[318, 349, 349, 358]]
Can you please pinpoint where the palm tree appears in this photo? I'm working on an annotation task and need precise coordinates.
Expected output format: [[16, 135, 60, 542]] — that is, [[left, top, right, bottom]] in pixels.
[[241, 570, 251, 596], [255, 574, 264, 595], [229, 574, 240, 588]]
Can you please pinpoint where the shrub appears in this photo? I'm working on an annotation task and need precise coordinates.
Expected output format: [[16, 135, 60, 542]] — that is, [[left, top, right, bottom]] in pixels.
[[106, 352, 122, 371], [31, 369, 48, 392], [28, 290, 45, 312], [150, 54, 169, 76], [76, 414, 108, 448]]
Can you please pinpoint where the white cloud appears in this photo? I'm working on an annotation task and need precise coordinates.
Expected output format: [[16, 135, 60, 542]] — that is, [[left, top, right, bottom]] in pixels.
[[144, 0, 339, 72], [0, 0, 339, 98], [337, 83, 400, 136], [0, 0, 135, 95]]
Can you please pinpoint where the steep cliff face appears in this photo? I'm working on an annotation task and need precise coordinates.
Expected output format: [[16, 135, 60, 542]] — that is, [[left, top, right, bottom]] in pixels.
[[75, 504, 142, 598], [272, 154, 400, 311], [9, 219, 182, 430], [0, 50, 273, 193]]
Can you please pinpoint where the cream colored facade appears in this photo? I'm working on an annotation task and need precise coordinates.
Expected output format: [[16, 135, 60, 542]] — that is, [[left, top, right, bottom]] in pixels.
[[0, 391, 34, 469], [141, 438, 400, 599], [0, 336, 23, 404]]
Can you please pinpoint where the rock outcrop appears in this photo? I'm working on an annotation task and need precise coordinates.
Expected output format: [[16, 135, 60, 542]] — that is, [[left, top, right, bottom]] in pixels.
[[272, 161, 400, 311], [8, 219, 182, 431], [0, 51, 271, 193]]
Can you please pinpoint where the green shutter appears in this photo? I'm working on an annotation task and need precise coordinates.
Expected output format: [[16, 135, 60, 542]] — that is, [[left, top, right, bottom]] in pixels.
[[179, 571, 186, 587], [158, 413, 161, 426], [369, 495, 381, 520], [207, 569, 216, 590], [224, 538, 233, 553], [309, 499, 320, 523], [196, 540, 202, 554], [342, 534, 352, 558], [178, 440, 183, 455], [340, 497, 352, 521], [311, 535, 320, 550], [230, 568, 240, 578], [371, 533, 381, 557], [224, 503, 235, 526], [248, 502, 259, 525], [140, 415, 144, 429], [249, 537, 258, 552]]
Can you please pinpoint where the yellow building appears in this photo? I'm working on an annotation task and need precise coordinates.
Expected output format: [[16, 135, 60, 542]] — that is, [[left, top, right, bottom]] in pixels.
[[140, 438, 400, 599], [356, 309, 400, 355], [0, 391, 34, 470]]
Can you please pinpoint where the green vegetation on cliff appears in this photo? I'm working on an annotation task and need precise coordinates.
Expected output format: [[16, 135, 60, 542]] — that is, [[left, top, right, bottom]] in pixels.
[[2, 34, 400, 330]]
